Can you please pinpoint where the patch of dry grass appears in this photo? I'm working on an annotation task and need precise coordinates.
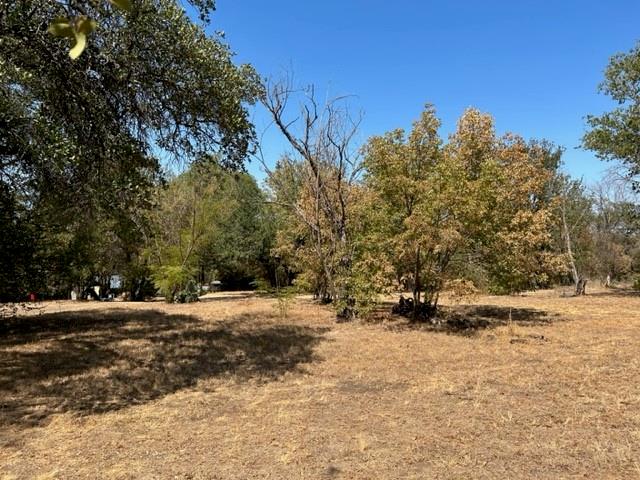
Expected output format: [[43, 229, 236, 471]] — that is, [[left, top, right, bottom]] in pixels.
[[2, 288, 640, 479]]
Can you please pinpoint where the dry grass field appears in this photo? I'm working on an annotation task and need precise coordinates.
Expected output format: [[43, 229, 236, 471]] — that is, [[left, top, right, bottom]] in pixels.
[[2, 287, 640, 479]]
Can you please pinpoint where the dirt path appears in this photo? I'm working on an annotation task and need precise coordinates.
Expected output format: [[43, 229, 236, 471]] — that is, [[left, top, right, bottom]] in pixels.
[[2, 289, 640, 479]]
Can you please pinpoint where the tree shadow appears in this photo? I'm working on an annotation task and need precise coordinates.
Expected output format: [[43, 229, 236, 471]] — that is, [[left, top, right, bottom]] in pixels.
[[579, 286, 639, 298], [198, 291, 256, 302], [379, 302, 557, 336], [448, 304, 555, 330], [0, 308, 328, 431]]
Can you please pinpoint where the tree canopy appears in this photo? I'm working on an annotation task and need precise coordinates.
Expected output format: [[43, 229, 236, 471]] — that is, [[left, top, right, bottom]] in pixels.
[[1, 9, 639, 317], [148, 160, 274, 301], [0, 0, 259, 300], [361, 106, 564, 317], [584, 41, 640, 185]]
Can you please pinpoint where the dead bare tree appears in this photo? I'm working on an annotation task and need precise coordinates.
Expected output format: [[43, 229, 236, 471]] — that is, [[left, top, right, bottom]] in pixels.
[[560, 192, 583, 294], [258, 75, 363, 315], [589, 174, 637, 286]]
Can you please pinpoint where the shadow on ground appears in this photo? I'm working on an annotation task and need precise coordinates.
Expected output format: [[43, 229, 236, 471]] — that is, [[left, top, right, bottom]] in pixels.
[[579, 286, 639, 298], [0, 308, 328, 429], [198, 291, 256, 303], [378, 303, 557, 335]]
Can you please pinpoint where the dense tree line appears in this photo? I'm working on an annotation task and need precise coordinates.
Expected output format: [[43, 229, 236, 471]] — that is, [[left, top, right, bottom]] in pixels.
[[266, 100, 566, 318], [1, 2, 639, 319], [261, 40, 640, 318], [0, 0, 259, 301]]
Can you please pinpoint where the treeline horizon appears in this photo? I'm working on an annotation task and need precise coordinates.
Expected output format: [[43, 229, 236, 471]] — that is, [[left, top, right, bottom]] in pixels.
[[2, 1, 640, 320]]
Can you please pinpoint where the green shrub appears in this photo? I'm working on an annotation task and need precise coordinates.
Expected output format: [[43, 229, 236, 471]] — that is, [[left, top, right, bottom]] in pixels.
[[273, 286, 295, 319], [175, 279, 200, 303], [151, 265, 195, 302]]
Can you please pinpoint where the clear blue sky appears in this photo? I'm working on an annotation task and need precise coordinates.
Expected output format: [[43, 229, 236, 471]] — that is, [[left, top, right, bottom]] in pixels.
[[208, 0, 640, 184]]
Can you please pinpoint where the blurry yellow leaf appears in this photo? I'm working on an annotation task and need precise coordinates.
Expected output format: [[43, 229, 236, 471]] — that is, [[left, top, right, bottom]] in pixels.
[[76, 16, 97, 35], [48, 18, 74, 38], [69, 32, 87, 60]]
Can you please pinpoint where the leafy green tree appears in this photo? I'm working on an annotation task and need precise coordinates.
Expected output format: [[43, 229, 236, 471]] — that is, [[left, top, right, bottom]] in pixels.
[[2, 0, 259, 173], [553, 175, 594, 292], [265, 157, 324, 292], [147, 162, 223, 300], [0, 185, 39, 301], [583, 41, 640, 285], [197, 168, 274, 289], [148, 161, 273, 301], [0, 0, 259, 300], [583, 41, 640, 186], [363, 105, 445, 316]]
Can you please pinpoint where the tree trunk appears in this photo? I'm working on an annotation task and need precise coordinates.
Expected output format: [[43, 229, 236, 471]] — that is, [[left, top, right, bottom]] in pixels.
[[561, 197, 581, 294], [575, 278, 587, 296], [412, 247, 421, 320]]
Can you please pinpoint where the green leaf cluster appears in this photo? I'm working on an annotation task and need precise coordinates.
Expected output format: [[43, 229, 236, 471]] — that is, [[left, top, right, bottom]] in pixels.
[[0, 1, 258, 301], [583, 41, 640, 185]]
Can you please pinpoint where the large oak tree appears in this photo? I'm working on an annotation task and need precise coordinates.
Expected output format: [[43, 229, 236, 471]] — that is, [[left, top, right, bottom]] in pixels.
[[0, 0, 259, 299]]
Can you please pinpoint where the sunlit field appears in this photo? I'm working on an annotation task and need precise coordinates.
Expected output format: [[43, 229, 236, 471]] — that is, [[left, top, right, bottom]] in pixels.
[[2, 288, 639, 479]]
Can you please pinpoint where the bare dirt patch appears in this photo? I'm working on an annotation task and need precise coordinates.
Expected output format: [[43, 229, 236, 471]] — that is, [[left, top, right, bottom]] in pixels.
[[2, 288, 640, 479]]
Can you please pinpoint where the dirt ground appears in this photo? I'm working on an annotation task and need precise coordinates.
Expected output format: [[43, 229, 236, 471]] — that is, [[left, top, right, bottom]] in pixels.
[[1, 287, 640, 479]]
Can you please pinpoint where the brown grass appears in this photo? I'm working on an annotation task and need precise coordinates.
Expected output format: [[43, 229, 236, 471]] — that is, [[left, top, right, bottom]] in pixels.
[[2, 287, 640, 479]]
